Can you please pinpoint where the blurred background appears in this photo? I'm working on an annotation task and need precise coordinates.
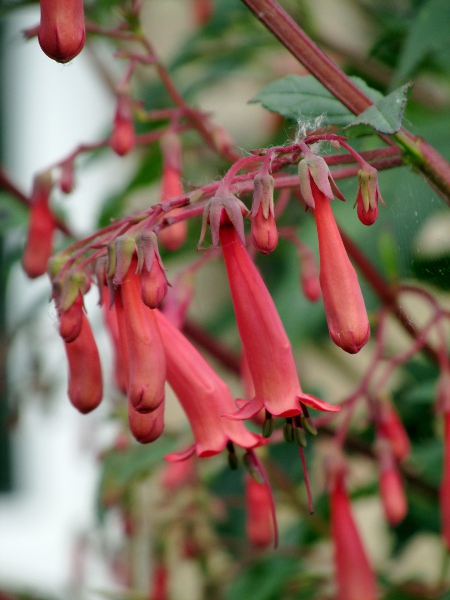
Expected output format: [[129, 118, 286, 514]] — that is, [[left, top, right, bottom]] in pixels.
[[1, 0, 450, 598]]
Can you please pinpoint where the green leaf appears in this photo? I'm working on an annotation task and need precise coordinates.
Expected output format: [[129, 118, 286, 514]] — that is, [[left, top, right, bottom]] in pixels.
[[344, 84, 411, 134], [97, 437, 177, 519], [249, 75, 382, 126], [393, 0, 450, 85]]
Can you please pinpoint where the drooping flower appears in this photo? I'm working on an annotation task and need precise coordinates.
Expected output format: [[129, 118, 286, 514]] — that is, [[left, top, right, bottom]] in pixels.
[[327, 456, 378, 600], [251, 171, 278, 254], [22, 172, 56, 279], [128, 398, 165, 444], [297, 241, 321, 303], [441, 411, 450, 550], [376, 440, 407, 525], [110, 93, 135, 157], [118, 256, 166, 413], [158, 132, 187, 251], [38, 0, 85, 63], [355, 163, 384, 226], [376, 396, 411, 462], [245, 474, 274, 548], [219, 223, 339, 421], [312, 179, 370, 353], [154, 309, 262, 460], [64, 312, 103, 414]]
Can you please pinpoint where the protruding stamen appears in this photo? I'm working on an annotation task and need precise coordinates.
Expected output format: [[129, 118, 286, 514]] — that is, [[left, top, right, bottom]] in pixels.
[[302, 415, 318, 436], [227, 441, 239, 470], [283, 418, 294, 443], [262, 411, 274, 438], [294, 426, 307, 447]]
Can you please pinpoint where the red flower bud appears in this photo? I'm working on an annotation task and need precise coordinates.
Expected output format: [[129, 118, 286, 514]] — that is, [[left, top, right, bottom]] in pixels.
[[158, 132, 187, 251], [128, 398, 165, 444], [110, 94, 135, 157], [441, 412, 450, 550], [136, 230, 168, 308], [377, 398, 411, 462], [327, 457, 378, 600], [22, 172, 56, 279], [313, 181, 370, 353], [251, 172, 278, 254], [245, 474, 274, 548], [64, 313, 103, 414], [377, 440, 407, 525], [355, 164, 384, 226], [38, 0, 85, 63], [298, 243, 321, 302], [119, 257, 166, 413]]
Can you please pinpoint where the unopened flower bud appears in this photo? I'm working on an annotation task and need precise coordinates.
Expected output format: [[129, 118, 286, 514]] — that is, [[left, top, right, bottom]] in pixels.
[[64, 313, 103, 414], [376, 440, 407, 525], [59, 160, 75, 194], [355, 164, 383, 226], [22, 172, 56, 279], [110, 93, 135, 157], [251, 172, 278, 254], [136, 230, 169, 308], [298, 244, 321, 302], [38, 0, 85, 63], [245, 474, 274, 549], [377, 397, 411, 462]]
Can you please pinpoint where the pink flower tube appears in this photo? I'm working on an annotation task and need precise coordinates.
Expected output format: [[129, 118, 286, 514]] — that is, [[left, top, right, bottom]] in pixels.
[[313, 181, 370, 354], [219, 224, 339, 420], [154, 309, 261, 460]]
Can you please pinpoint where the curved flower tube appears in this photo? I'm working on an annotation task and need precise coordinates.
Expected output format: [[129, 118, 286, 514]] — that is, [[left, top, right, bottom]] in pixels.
[[219, 224, 339, 420], [154, 309, 262, 460]]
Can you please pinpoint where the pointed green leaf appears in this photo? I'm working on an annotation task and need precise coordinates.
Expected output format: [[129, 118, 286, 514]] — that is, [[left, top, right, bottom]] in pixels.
[[249, 74, 382, 126], [344, 84, 411, 134]]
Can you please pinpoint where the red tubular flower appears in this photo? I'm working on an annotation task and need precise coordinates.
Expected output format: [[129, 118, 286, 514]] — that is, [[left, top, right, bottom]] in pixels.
[[328, 458, 378, 600], [245, 474, 273, 548], [219, 224, 339, 421], [110, 93, 135, 157], [441, 412, 450, 550], [64, 312, 103, 414], [38, 0, 85, 63], [22, 172, 56, 279], [58, 290, 84, 343], [377, 398, 411, 462], [102, 296, 128, 395], [128, 399, 165, 444], [158, 132, 187, 251], [377, 440, 407, 525], [119, 257, 166, 413], [298, 243, 321, 303], [312, 181, 370, 353], [154, 309, 262, 460]]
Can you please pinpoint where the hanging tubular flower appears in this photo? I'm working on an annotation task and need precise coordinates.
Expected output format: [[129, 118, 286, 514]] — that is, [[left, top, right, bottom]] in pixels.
[[136, 230, 169, 308], [38, 0, 85, 63], [22, 172, 56, 279], [376, 396, 411, 462], [251, 171, 278, 254], [297, 242, 321, 303], [218, 221, 339, 421], [158, 132, 188, 251], [441, 411, 450, 550], [110, 93, 135, 157], [64, 312, 103, 414], [154, 309, 262, 460], [51, 268, 88, 343], [355, 163, 384, 226], [245, 473, 274, 548], [376, 440, 407, 526], [118, 256, 166, 413], [327, 457, 378, 600], [312, 179, 370, 353], [128, 398, 165, 444]]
